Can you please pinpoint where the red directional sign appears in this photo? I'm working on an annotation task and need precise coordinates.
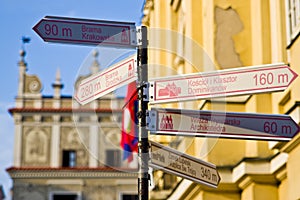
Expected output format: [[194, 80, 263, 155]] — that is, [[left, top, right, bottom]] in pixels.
[[149, 64, 298, 104], [148, 108, 300, 141], [149, 141, 221, 188], [75, 54, 137, 105], [33, 16, 137, 48]]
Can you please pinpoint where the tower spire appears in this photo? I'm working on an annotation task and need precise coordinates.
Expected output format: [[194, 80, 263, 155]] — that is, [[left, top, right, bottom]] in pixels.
[[90, 49, 100, 74], [52, 68, 64, 98], [17, 49, 27, 97]]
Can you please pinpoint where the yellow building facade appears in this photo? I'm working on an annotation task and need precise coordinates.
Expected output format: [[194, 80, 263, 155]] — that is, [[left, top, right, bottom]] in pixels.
[[143, 0, 300, 199]]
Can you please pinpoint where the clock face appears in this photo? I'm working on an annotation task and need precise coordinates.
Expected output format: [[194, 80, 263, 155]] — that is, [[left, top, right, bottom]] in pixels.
[[29, 80, 41, 93]]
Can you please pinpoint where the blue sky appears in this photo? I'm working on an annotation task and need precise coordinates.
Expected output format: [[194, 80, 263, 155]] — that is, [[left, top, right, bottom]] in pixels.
[[0, 0, 144, 199]]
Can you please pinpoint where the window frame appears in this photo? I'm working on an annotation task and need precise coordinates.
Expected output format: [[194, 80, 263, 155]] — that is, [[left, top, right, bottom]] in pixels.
[[285, 0, 300, 46], [62, 150, 76, 167], [105, 149, 121, 167], [119, 192, 138, 200]]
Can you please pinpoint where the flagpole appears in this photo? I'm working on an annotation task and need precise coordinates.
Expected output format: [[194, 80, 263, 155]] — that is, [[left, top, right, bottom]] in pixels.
[[137, 26, 149, 200]]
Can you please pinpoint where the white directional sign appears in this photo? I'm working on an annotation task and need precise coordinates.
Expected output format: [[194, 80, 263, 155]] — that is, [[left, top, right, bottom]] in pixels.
[[33, 16, 137, 48], [149, 141, 221, 188], [149, 64, 298, 104], [75, 54, 137, 105], [148, 108, 300, 141]]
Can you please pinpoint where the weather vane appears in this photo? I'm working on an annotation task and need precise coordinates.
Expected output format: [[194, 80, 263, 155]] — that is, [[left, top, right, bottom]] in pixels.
[[21, 36, 31, 51]]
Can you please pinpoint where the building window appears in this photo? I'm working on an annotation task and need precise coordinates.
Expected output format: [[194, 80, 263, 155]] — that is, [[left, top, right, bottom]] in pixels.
[[286, 0, 300, 45], [121, 194, 138, 200], [53, 194, 78, 200], [62, 150, 76, 167], [50, 192, 81, 200], [106, 149, 121, 167]]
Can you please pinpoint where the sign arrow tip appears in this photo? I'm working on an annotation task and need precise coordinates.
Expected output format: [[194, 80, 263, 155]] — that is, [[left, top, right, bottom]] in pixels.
[[32, 19, 46, 41], [217, 171, 221, 185], [287, 67, 298, 86]]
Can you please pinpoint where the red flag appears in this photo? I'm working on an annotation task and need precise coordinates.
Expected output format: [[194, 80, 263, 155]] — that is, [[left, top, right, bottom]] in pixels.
[[120, 81, 138, 162]]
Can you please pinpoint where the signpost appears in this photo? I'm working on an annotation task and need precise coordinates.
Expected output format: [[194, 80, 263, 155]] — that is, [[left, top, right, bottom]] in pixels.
[[149, 141, 221, 188], [34, 15, 300, 200], [149, 64, 298, 104], [75, 54, 137, 105], [33, 16, 137, 48], [148, 108, 300, 141]]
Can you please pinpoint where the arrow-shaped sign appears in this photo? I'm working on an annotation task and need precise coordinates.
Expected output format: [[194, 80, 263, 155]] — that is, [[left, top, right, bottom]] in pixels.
[[149, 141, 221, 188], [148, 108, 300, 141], [75, 54, 137, 105], [149, 64, 298, 104], [33, 16, 137, 48]]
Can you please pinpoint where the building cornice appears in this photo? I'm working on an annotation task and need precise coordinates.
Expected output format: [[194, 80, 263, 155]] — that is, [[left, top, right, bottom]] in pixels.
[[7, 167, 138, 179], [8, 108, 122, 115]]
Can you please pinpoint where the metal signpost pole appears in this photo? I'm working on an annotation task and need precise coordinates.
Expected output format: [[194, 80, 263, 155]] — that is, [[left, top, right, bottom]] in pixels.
[[137, 26, 149, 200]]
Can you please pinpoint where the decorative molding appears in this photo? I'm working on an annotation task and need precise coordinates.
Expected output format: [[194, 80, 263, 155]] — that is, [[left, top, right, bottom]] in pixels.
[[22, 127, 51, 166], [270, 152, 288, 174], [33, 114, 42, 122], [8, 168, 138, 179], [238, 174, 277, 190], [9, 107, 122, 114], [275, 166, 287, 181], [14, 114, 23, 123], [46, 179, 84, 185], [282, 133, 300, 153], [232, 160, 270, 182], [52, 115, 61, 123]]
